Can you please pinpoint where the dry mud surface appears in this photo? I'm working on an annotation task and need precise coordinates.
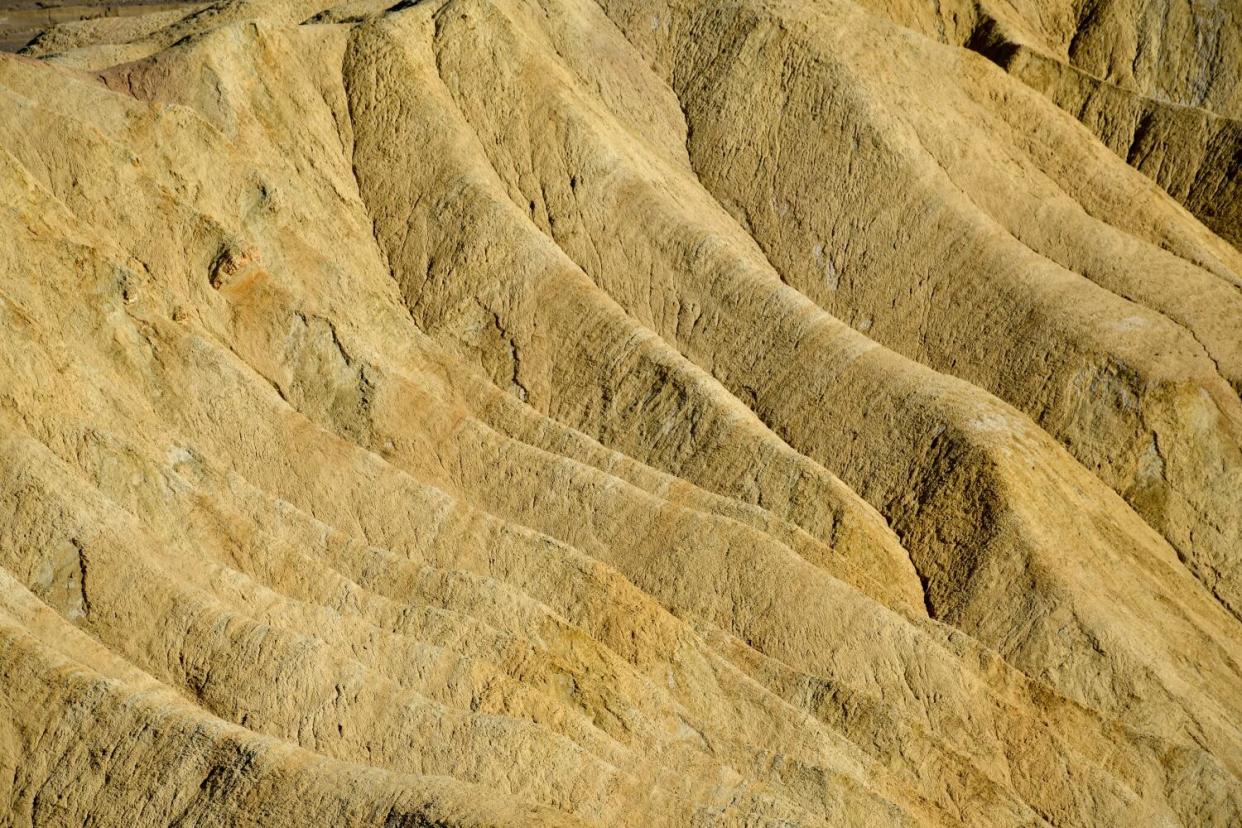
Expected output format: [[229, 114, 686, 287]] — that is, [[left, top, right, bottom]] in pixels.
[[0, 0, 1240, 825]]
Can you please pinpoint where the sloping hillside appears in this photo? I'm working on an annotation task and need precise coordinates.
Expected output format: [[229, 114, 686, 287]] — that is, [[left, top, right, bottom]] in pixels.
[[0, 1, 1239, 824], [0, 2, 203, 50]]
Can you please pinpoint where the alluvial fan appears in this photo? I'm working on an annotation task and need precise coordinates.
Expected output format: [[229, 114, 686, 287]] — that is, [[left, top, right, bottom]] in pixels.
[[0, 0, 1240, 825]]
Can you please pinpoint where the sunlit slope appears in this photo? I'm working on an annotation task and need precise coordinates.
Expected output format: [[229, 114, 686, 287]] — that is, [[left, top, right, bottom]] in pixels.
[[0, 1, 1239, 825]]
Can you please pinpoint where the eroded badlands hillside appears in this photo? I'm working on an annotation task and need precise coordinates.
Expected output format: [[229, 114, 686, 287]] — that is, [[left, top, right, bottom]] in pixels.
[[0, 2, 204, 51], [0, 0, 1239, 824]]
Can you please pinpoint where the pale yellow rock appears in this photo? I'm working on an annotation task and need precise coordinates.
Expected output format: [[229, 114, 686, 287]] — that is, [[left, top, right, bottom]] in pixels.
[[0, 0, 1239, 825]]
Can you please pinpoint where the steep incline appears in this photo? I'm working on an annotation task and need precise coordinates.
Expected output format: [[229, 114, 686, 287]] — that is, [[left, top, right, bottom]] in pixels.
[[837, 0, 1242, 244], [0, 1, 1239, 825]]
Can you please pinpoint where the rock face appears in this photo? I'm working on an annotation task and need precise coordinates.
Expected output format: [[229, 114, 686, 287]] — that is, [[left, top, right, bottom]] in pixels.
[[0, 1, 1239, 825]]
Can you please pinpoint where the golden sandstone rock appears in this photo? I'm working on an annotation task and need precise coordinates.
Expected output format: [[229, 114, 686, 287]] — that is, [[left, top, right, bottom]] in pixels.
[[0, 0, 1239, 824]]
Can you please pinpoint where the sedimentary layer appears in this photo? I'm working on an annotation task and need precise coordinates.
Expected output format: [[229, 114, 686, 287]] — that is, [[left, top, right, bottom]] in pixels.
[[0, 1, 1239, 825]]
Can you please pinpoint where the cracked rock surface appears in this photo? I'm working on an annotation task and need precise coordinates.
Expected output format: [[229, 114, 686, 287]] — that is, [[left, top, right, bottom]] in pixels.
[[0, 0, 1240, 824]]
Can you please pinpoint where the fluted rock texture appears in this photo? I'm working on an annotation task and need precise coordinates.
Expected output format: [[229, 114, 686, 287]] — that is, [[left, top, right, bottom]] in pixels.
[[0, 0, 1240, 825]]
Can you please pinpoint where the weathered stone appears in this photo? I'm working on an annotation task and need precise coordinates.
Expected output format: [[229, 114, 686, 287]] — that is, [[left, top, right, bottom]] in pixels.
[[0, 1, 1238, 824]]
